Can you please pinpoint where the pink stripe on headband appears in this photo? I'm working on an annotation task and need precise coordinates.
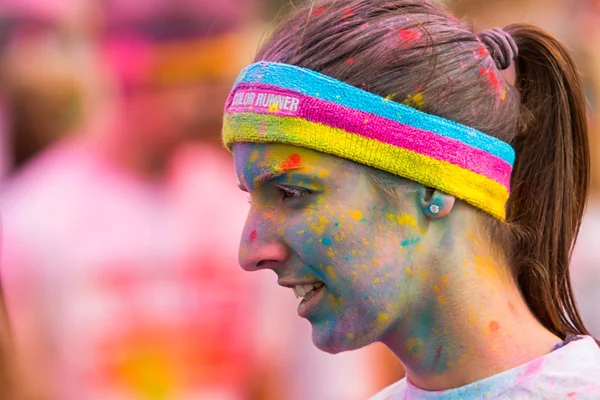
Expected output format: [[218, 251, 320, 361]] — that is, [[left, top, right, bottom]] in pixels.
[[227, 84, 511, 188]]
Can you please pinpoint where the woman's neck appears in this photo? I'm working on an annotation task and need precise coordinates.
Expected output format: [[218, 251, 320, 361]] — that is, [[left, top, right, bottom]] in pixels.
[[381, 228, 562, 391]]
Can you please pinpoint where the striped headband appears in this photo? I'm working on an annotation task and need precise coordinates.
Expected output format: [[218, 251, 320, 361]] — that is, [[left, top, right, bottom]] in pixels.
[[222, 62, 515, 220]]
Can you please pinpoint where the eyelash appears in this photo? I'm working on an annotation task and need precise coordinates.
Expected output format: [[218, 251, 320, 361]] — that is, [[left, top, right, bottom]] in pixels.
[[277, 185, 312, 201], [245, 185, 313, 205]]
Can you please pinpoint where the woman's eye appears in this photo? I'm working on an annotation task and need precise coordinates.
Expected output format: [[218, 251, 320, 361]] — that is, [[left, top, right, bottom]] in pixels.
[[277, 185, 311, 201]]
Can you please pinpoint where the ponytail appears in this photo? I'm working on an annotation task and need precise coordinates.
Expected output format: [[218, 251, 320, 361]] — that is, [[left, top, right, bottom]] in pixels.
[[504, 24, 592, 338]]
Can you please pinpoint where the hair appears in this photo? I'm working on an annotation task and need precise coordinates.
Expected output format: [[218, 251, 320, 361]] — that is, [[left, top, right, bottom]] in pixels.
[[255, 0, 593, 340]]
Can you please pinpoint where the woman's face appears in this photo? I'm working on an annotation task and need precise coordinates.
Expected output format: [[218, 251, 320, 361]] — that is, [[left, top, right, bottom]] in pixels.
[[233, 143, 435, 353]]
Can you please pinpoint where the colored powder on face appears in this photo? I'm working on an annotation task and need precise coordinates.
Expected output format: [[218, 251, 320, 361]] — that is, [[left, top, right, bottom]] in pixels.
[[311, 215, 330, 235], [326, 266, 337, 279], [322, 237, 333, 246], [400, 237, 421, 248], [278, 153, 302, 171], [347, 333, 355, 340], [249, 230, 257, 242], [348, 58, 355, 64], [349, 210, 363, 220], [317, 169, 329, 178], [378, 313, 389, 322]]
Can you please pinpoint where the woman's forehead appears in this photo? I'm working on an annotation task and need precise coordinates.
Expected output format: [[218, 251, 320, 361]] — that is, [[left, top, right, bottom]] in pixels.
[[232, 143, 347, 169]]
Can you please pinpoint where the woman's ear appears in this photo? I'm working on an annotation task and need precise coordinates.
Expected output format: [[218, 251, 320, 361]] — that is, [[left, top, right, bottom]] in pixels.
[[417, 187, 456, 219]]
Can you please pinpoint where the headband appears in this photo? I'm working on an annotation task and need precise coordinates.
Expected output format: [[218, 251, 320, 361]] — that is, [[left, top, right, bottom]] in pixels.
[[222, 62, 515, 220]]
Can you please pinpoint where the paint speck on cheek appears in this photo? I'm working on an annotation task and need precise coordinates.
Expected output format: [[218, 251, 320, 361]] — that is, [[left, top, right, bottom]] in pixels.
[[400, 237, 421, 248], [249, 230, 257, 242], [326, 266, 337, 279], [347, 332, 355, 340], [378, 313, 389, 322], [349, 210, 363, 220], [328, 294, 344, 312], [322, 237, 332, 246]]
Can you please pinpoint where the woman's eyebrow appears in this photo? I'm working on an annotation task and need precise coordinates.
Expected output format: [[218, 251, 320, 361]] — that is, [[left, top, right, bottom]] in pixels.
[[253, 166, 302, 188]]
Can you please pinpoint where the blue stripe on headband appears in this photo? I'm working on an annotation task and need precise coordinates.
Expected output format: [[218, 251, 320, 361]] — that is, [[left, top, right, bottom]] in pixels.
[[234, 62, 515, 165]]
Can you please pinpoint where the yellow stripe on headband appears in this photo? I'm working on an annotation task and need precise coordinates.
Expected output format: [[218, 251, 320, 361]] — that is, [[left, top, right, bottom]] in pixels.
[[224, 113, 509, 220]]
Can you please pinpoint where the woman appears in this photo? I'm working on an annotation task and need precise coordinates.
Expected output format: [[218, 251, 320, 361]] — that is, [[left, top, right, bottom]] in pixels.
[[222, 0, 600, 398]]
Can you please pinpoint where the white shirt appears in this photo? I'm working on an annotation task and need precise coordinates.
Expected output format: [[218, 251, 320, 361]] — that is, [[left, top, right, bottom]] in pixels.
[[371, 336, 600, 400]]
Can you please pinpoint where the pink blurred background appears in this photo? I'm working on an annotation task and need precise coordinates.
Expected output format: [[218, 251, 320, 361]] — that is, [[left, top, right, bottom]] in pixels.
[[0, 0, 597, 399]]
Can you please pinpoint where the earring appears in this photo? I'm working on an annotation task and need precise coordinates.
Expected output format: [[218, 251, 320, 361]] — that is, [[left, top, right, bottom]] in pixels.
[[429, 204, 440, 215]]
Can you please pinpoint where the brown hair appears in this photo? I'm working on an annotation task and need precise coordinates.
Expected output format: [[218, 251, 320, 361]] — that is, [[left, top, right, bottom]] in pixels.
[[256, 0, 593, 339]]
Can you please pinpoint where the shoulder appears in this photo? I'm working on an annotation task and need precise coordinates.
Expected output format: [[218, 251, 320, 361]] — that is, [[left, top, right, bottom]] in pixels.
[[369, 378, 407, 400], [519, 336, 600, 399]]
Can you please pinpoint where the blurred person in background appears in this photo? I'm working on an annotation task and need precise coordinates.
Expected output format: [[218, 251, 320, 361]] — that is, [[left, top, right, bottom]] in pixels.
[[570, 0, 600, 339], [0, 0, 401, 398], [0, 288, 30, 400], [0, 0, 93, 181], [0, 0, 279, 398]]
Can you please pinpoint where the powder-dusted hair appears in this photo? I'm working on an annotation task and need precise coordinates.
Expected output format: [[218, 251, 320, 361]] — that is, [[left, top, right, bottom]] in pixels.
[[256, 0, 592, 339]]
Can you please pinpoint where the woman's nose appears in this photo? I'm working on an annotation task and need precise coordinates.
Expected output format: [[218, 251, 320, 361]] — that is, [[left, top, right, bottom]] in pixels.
[[238, 225, 289, 272]]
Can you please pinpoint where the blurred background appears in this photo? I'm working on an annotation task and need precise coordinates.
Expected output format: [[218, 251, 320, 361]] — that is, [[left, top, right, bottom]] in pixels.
[[0, 0, 597, 399]]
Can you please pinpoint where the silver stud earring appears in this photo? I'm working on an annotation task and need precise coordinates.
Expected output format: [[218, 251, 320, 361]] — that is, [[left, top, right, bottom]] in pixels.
[[429, 204, 440, 214]]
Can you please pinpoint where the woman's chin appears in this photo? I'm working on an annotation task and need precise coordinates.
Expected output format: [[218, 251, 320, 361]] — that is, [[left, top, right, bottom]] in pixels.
[[311, 326, 371, 354]]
